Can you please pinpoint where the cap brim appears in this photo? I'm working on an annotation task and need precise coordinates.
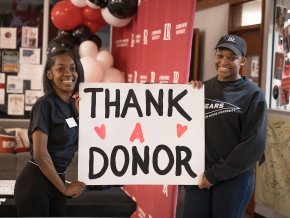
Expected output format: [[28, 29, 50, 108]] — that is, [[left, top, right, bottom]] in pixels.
[[216, 43, 242, 56]]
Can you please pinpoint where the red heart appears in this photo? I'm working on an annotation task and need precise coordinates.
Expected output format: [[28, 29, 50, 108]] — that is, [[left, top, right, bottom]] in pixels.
[[94, 124, 106, 140], [177, 124, 188, 138]]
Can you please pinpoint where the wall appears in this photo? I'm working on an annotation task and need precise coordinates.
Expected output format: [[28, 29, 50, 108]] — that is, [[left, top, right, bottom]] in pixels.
[[194, 4, 229, 81]]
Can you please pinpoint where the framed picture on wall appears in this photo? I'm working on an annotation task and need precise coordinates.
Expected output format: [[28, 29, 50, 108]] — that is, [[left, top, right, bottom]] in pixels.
[[274, 6, 287, 35], [0, 73, 5, 105], [274, 52, 285, 80], [7, 94, 24, 115], [242, 55, 260, 85], [2, 50, 18, 73], [25, 89, 43, 111], [6, 76, 23, 93], [0, 27, 17, 49], [19, 47, 41, 64], [21, 26, 39, 48]]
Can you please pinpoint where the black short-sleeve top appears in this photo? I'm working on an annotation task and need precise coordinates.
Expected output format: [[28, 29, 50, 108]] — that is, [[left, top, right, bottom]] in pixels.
[[28, 93, 79, 173]]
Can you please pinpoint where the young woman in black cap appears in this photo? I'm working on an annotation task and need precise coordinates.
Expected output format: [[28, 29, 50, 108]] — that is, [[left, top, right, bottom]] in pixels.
[[14, 44, 86, 216], [183, 35, 267, 218]]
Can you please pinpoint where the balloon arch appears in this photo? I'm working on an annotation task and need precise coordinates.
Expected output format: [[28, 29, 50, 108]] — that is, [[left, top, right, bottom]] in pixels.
[[48, 0, 138, 83]]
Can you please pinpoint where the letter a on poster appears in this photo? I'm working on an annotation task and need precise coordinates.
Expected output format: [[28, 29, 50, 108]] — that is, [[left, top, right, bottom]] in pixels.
[[78, 83, 204, 185]]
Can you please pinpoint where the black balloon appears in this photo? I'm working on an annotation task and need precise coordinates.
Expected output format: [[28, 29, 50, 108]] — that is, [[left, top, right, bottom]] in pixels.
[[107, 0, 138, 19], [89, 34, 102, 49], [47, 35, 78, 56], [72, 25, 91, 43], [57, 29, 71, 37], [87, 0, 108, 8]]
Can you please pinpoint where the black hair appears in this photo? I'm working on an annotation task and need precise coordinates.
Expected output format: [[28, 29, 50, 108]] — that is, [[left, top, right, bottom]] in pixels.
[[42, 49, 84, 95]]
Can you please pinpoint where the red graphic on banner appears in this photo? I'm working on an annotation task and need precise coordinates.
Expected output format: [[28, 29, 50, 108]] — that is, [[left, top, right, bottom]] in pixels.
[[123, 185, 178, 218], [111, 0, 196, 217]]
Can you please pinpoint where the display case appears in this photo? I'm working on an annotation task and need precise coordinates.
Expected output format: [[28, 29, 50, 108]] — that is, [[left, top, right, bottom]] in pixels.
[[268, 0, 290, 112], [0, 0, 49, 119]]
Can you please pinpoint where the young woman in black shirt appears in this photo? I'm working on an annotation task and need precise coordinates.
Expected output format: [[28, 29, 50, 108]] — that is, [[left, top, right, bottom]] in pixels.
[[14, 47, 86, 216]]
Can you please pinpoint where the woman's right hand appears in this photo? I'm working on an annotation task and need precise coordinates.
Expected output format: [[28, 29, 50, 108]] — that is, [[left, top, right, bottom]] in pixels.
[[190, 80, 203, 89], [65, 181, 86, 197], [72, 92, 80, 114]]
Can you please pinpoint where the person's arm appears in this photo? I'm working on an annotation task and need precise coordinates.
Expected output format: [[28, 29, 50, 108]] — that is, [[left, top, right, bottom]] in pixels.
[[191, 80, 211, 189], [204, 94, 268, 185], [33, 129, 85, 197]]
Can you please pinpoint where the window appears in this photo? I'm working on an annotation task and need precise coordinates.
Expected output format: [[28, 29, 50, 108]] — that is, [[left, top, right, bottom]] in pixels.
[[269, 0, 290, 111]]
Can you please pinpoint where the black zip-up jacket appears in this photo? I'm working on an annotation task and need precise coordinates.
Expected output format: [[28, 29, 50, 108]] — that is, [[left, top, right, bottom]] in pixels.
[[203, 76, 267, 185]]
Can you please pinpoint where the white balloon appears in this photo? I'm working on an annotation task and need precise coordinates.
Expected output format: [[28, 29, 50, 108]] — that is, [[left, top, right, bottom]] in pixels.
[[80, 57, 105, 82], [71, 0, 87, 7], [103, 68, 125, 83], [101, 7, 132, 27], [79, 40, 99, 58], [96, 50, 114, 69], [86, 0, 100, 9]]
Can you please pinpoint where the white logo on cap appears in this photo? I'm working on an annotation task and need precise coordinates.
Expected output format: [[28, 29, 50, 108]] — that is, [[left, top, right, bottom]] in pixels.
[[227, 37, 235, 42]]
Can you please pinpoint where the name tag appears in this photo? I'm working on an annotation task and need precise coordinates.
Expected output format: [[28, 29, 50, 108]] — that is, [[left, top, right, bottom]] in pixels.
[[65, 117, 77, 128]]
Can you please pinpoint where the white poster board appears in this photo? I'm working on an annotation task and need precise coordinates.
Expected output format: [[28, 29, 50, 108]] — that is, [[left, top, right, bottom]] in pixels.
[[78, 83, 204, 185]]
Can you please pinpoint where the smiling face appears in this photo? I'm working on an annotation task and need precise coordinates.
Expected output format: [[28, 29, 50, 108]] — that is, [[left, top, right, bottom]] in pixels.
[[214, 48, 246, 82], [47, 53, 78, 102]]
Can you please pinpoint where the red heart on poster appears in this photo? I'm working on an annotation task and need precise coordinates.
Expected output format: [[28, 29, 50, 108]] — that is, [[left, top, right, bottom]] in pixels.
[[177, 124, 188, 138], [94, 124, 106, 140]]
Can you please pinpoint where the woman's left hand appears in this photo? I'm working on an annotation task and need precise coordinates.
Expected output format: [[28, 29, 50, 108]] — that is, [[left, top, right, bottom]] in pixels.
[[198, 174, 212, 190]]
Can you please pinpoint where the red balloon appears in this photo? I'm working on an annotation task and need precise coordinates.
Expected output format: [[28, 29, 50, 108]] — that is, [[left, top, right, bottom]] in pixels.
[[83, 6, 102, 22], [51, 1, 84, 31], [98, 13, 108, 28], [83, 20, 102, 33]]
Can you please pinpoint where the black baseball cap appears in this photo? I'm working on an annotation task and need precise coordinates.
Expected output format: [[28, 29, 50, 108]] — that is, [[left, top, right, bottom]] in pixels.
[[215, 35, 247, 56]]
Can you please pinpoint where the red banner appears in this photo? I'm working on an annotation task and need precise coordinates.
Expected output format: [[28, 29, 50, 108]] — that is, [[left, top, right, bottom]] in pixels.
[[111, 0, 196, 84], [123, 185, 178, 218], [111, 0, 196, 217]]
